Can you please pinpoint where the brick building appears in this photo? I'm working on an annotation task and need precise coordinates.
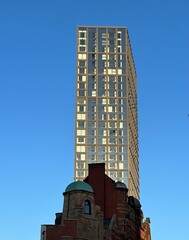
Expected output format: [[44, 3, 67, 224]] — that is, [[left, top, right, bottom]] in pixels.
[[41, 163, 151, 240]]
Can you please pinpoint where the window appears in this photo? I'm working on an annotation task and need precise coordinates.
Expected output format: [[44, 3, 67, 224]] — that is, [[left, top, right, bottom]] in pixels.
[[78, 90, 85, 96], [79, 106, 84, 112], [80, 39, 86, 45], [78, 53, 86, 59], [119, 130, 123, 136], [91, 146, 96, 152], [77, 99, 86, 105], [109, 154, 116, 161], [89, 113, 96, 120], [79, 68, 85, 74], [78, 82, 85, 89], [76, 153, 81, 160], [88, 122, 96, 128], [76, 153, 85, 161], [77, 129, 86, 136], [109, 129, 116, 136], [79, 46, 86, 52], [78, 121, 85, 128], [109, 122, 116, 128], [76, 171, 85, 177], [77, 113, 86, 120], [78, 137, 84, 143], [88, 137, 96, 144], [76, 146, 85, 152], [109, 146, 117, 152], [76, 162, 84, 169], [84, 200, 91, 214], [100, 154, 106, 161], [109, 113, 117, 120], [109, 162, 116, 169], [80, 32, 85, 38], [110, 171, 117, 179], [79, 60, 86, 67]]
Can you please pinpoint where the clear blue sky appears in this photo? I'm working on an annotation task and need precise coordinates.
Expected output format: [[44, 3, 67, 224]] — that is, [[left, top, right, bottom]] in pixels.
[[0, 0, 189, 239]]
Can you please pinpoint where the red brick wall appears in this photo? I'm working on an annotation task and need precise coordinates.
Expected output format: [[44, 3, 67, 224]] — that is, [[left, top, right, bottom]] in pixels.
[[104, 175, 116, 219], [85, 163, 117, 219], [85, 163, 105, 213], [45, 220, 77, 240]]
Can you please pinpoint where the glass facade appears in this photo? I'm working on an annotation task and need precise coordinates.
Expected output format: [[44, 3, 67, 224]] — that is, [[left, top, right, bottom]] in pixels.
[[75, 26, 139, 199]]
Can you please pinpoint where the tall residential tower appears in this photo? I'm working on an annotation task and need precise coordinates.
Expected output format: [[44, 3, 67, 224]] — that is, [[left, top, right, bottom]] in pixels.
[[74, 26, 139, 199]]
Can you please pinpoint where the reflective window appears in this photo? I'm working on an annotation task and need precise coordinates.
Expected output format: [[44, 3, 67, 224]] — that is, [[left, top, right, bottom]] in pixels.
[[78, 68, 86, 74], [88, 129, 96, 136], [109, 129, 116, 136], [76, 162, 85, 169], [80, 32, 85, 38], [79, 60, 86, 67], [88, 121, 96, 128], [88, 54, 96, 74], [108, 28, 116, 53], [78, 121, 85, 128], [80, 39, 85, 45], [98, 54, 106, 74], [109, 171, 117, 179], [78, 90, 85, 96], [98, 76, 106, 96], [76, 153, 85, 161], [88, 28, 96, 52], [118, 28, 126, 52], [109, 146, 117, 153], [109, 121, 116, 128], [78, 137, 85, 143], [109, 137, 117, 144], [78, 82, 85, 89], [108, 113, 117, 120], [78, 53, 86, 59], [84, 200, 91, 214], [88, 154, 96, 162], [98, 28, 106, 52], [98, 154, 106, 161], [88, 75, 96, 96], [88, 137, 96, 144], [79, 46, 86, 52], [78, 75, 86, 82], [109, 162, 117, 169], [98, 146, 106, 153], [76, 171, 85, 177]]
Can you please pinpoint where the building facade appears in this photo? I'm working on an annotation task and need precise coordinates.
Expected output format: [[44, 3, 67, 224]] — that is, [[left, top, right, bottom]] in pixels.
[[41, 163, 151, 240], [75, 26, 139, 199]]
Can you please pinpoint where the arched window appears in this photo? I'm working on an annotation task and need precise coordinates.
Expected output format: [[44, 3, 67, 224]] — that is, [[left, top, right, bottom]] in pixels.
[[84, 200, 91, 214]]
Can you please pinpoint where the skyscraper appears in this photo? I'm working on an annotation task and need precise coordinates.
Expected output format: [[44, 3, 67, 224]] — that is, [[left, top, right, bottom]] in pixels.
[[74, 26, 139, 199]]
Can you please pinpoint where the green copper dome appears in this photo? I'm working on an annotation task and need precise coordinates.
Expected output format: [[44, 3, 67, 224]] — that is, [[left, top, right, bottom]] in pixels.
[[65, 181, 93, 193]]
